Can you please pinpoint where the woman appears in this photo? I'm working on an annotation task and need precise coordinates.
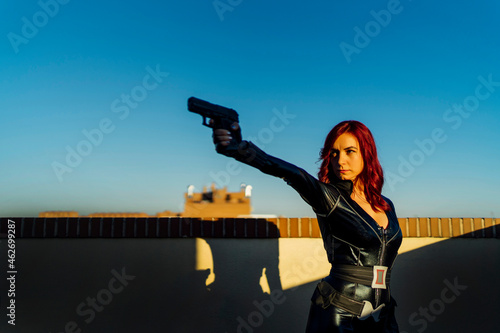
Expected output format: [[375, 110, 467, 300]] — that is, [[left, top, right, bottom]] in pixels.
[[212, 119, 403, 332]]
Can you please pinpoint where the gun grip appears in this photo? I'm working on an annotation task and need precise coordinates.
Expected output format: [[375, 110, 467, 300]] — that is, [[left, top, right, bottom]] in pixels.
[[214, 117, 242, 154]]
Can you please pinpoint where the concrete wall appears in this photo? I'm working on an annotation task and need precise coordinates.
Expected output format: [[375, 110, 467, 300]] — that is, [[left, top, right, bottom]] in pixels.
[[0, 228, 498, 332]]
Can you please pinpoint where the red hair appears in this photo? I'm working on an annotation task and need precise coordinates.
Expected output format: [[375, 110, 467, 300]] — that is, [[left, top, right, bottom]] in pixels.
[[318, 120, 390, 212]]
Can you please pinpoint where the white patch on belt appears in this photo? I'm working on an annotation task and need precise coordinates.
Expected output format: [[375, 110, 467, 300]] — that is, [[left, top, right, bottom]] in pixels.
[[371, 265, 388, 289]]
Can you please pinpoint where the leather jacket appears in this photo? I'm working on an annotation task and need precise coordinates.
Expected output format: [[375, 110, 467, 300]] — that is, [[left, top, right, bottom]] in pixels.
[[227, 141, 403, 309]]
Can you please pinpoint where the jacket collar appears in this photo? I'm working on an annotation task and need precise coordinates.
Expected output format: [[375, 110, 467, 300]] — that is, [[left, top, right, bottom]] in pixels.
[[330, 178, 353, 195]]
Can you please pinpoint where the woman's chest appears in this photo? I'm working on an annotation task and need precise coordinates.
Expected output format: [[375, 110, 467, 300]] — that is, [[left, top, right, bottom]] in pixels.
[[325, 198, 400, 247], [352, 200, 388, 229]]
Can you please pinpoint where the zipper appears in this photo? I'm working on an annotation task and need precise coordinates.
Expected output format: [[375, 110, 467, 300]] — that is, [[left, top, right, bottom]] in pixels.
[[375, 227, 387, 307]]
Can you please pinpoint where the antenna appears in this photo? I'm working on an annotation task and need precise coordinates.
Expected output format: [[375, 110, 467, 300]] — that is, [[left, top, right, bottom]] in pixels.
[[245, 185, 253, 198], [187, 185, 195, 198]]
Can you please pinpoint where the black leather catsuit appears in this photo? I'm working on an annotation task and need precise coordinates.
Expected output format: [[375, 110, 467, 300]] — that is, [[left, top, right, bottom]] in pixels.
[[224, 141, 403, 332]]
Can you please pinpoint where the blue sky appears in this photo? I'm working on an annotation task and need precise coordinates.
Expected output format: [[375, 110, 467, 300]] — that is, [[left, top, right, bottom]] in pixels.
[[1, 0, 499, 218]]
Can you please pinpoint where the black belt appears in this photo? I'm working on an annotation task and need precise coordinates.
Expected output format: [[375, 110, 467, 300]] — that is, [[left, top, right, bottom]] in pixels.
[[330, 264, 391, 286], [312, 279, 389, 321]]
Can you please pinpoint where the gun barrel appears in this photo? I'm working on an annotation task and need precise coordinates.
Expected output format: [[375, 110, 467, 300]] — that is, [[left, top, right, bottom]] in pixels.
[[187, 97, 239, 122]]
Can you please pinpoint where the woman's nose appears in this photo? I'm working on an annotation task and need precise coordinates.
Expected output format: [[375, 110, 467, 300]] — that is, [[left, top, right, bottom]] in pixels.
[[337, 152, 346, 165]]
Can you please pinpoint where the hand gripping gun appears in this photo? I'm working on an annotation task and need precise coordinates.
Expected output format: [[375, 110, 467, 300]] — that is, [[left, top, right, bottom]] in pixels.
[[187, 97, 242, 153]]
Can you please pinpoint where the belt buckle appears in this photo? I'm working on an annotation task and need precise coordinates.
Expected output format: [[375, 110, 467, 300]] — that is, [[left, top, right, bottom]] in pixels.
[[371, 265, 388, 289], [359, 301, 386, 321]]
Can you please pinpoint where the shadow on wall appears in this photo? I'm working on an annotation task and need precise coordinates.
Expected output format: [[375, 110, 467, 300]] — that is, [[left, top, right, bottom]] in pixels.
[[0, 220, 305, 333], [162, 221, 314, 333], [0, 223, 498, 333], [392, 225, 500, 333]]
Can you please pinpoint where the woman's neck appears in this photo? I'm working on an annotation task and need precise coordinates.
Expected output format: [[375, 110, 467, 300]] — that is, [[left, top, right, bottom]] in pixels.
[[351, 181, 365, 199]]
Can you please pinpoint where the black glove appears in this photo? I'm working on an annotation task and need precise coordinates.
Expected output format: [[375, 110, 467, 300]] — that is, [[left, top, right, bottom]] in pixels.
[[211, 121, 242, 156]]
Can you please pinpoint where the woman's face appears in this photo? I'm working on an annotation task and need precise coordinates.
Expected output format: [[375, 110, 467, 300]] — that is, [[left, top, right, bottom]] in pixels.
[[330, 132, 364, 182]]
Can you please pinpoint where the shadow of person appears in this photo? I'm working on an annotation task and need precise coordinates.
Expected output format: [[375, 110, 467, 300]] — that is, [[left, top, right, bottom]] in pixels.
[[202, 219, 282, 332], [105, 218, 283, 333]]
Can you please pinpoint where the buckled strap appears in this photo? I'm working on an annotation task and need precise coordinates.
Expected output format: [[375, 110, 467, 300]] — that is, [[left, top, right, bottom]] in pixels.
[[314, 281, 365, 316], [312, 280, 389, 322]]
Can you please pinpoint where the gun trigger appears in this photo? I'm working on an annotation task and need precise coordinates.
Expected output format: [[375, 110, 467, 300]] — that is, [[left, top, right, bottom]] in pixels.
[[202, 116, 211, 127]]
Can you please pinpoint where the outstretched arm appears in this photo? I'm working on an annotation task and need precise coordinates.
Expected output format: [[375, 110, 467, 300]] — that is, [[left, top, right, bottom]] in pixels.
[[212, 122, 340, 215]]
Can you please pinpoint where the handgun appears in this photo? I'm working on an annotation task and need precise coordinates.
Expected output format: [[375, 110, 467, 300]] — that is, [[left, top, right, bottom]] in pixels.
[[187, 97, 242, 152]]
